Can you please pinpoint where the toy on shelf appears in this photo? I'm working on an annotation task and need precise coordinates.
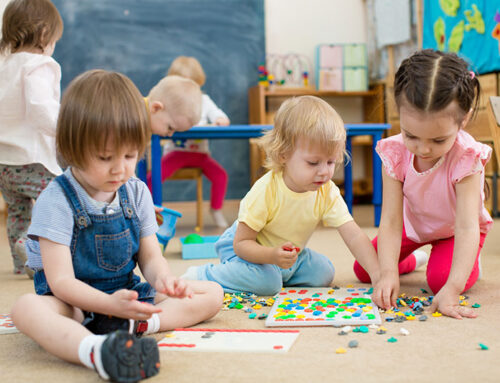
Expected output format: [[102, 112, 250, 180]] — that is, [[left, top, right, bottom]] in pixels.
[[155, 206, 182, 248], [180, 234, 219, 260], [315, 43, 368, 91], [258, 53, 313, 89]]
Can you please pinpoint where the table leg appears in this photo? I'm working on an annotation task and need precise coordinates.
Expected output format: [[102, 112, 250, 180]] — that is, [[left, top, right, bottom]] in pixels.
[[136, 158, 147, 184], [372, 133, 383, 227], [151, 135, 162, 205], [344, 138, 353, 214]]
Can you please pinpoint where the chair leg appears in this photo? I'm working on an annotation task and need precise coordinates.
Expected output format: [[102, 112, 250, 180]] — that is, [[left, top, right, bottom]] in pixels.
[[196, 175, 203, 231]]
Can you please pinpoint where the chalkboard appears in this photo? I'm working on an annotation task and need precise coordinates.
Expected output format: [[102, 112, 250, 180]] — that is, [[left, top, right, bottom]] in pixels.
[[52, 0, 265, 202]]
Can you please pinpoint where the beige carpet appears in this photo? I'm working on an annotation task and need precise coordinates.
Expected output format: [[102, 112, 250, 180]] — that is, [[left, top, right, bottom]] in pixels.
[[0, 201, 499, 383]]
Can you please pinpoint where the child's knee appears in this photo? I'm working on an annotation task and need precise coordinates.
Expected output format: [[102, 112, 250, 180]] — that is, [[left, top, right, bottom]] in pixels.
[[308, 254, 335, 286], [353, 261, 371, 283], [209, 281, 224, 306], [426, 268, 448, 294], [11, 293, 37, 323], [316, 261, 335, 286], [252, 267, 282, 296]]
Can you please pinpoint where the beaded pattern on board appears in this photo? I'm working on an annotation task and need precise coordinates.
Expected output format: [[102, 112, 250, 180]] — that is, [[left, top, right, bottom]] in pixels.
[[266, 287, 382, 327]]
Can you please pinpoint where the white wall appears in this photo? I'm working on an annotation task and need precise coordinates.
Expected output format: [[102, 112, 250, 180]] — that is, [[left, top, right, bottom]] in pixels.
[[265, 0, 367, 64], [265, 0, 369, 181]]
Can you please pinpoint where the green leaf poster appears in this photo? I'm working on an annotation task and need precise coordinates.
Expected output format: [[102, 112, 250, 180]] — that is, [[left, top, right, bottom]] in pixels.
[[423, 0, 500, 74]]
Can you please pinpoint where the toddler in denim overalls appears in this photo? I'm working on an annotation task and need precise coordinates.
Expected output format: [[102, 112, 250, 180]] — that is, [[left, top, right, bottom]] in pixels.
[[11, 69, 223, 383]]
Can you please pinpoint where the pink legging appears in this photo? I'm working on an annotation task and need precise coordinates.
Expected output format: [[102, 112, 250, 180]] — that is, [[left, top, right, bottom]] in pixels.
[[147, 151, 228, 210], [353, 227, 486, 294]]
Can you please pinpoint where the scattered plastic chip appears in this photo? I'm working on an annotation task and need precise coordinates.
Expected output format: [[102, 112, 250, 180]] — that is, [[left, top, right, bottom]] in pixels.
[[387, 337, 398, 343], [400, 328, 410, 336], [336, 347, 347, 354], [472, 303, 481, 308], [348, 340, 359, 348], [479, 343, 489, 350]]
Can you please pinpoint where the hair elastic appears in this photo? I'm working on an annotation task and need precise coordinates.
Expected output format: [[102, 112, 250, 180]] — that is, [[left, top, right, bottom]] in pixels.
[[469, 71, 475, 79]]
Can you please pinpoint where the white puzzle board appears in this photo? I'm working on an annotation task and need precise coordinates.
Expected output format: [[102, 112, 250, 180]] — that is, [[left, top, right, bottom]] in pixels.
[[266, 287, 382, 327], [0, 314, 19, 335], [158, 328, 299, 353]]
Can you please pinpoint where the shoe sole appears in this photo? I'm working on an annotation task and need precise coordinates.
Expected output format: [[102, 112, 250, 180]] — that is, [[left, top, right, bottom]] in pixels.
[[101, 330, 160, 382]]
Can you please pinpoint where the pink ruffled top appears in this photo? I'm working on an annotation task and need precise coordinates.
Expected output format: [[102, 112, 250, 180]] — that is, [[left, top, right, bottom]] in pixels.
[[376, 130, 493, 243]]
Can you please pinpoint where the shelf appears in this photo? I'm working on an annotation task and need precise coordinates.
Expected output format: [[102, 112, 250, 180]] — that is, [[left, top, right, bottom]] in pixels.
[[248, 83, 386, 189], [262, 86, 380, 98]]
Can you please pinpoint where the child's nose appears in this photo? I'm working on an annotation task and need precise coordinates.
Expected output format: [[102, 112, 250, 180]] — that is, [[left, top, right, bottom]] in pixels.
[[111, 160, 125, 173], [420, 144, 431, 154], [317, 163, 329, 175]]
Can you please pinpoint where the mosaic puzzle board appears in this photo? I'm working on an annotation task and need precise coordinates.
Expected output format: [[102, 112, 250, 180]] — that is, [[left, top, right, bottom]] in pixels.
[[0, 314, 18, 335], [266, 287, 382, 327], [158, 328, 299, 353]]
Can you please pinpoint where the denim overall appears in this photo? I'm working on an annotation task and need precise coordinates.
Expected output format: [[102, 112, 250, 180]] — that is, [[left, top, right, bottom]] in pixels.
[[33, 174, 155, 303]]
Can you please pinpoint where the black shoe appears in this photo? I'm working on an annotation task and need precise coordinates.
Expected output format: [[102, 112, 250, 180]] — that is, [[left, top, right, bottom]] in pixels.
[[84, 313, 148, 337], [93, 330, 160, 382]]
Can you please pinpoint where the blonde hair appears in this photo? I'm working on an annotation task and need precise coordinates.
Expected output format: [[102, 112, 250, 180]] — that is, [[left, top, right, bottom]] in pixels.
[[259, 96, 346, 172], [148, 75, 202, 126], [0, 0, 63, 54], [167, 56, 206, 86], [57, 70, 150, 169]]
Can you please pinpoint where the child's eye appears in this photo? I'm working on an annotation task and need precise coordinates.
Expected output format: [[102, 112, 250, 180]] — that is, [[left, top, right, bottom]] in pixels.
[[99, 156, 111, 161], [327, 160, 335, 165], [307, 161, 318, 166], [433, 139, 446, 144]]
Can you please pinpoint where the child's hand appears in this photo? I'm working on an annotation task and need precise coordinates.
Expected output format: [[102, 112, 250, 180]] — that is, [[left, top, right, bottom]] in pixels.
[[215, 117, 230, 126], [429, 285, 477, 319], [155, 273, 194, 299], [109, 289, 161, 320], [272, 243, 299, 269], [154, 205, 164, 214], [372, 272, 399, 310]]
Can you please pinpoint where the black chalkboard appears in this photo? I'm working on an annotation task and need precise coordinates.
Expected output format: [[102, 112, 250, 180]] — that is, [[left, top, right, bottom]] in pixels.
[[52, 0, 265, 202]]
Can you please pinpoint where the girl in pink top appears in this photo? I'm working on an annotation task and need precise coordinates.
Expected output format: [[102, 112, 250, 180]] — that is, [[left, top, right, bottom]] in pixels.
[[354, 49, 493, 319]]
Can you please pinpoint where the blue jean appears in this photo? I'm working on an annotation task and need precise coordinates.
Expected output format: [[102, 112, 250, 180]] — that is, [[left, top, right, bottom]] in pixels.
[[32, 174, 155, 302], [196, 221, 335, 295]]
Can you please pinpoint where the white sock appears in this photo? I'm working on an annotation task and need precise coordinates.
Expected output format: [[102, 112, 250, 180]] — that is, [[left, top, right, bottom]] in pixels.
[[412, 250, 429, 269], [180, 265, 199, 280], [144, 313, 161, 335], [78, 334, 107, 371], [210, 209, 228, 228]]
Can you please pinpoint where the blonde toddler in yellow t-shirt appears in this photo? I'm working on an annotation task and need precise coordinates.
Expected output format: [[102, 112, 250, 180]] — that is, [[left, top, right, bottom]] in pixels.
[[181, 96, 380, 295]]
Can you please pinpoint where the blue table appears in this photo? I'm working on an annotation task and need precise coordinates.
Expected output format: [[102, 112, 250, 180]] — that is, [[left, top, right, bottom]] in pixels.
[[137, 123, 390, 226]]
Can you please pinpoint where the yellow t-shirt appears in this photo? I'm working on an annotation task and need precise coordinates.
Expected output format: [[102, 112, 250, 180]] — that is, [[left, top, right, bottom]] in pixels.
[[238, 171, 353, 249]]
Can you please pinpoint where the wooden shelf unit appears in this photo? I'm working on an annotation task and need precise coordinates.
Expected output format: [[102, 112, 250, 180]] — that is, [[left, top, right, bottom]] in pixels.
[[247, 84, 386, 188]]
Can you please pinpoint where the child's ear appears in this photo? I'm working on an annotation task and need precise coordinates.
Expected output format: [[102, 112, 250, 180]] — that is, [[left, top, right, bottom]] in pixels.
[[150, 101, 164, 114], [279, 152, 288, 164], [461, 108, 474, 129]]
